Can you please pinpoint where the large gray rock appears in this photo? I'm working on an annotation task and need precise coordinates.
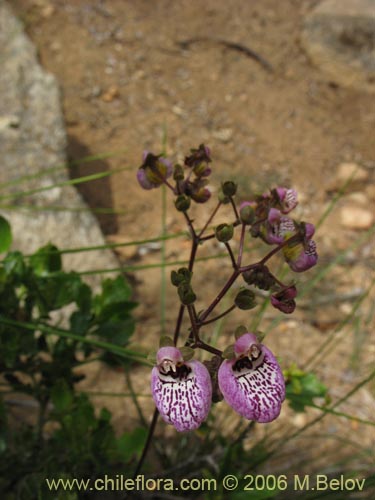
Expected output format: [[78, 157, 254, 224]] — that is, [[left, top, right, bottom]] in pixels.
[[301, 0, 375, 93], [0, 1, 118, 280]]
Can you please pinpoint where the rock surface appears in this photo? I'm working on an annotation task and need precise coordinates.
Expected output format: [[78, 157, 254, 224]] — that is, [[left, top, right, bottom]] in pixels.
[[0, 2, 118, 281], [301, 0, 375, 93]]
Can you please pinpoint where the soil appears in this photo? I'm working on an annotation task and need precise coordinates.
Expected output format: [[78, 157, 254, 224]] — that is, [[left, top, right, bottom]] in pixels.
[[10, 0, 375, 483]]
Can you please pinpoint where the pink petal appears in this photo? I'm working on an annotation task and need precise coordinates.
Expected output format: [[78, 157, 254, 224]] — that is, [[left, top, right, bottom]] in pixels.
[[218, 345, 285, 423], [151, 360, 212, 432]]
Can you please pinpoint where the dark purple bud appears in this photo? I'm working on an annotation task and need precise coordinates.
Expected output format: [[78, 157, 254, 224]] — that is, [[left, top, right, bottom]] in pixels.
[[270, 285, 297, 314], [190, 186, 211, 203]]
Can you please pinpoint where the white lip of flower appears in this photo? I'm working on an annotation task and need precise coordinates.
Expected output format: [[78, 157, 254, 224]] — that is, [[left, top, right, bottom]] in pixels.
[[160, 359, 177, 374], [235, 344, 265, 370], [249, 344, 261, 359]]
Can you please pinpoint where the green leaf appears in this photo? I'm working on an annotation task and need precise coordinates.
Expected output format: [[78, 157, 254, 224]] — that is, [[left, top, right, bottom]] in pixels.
[[117, 427, 147, 463], [51, 380, 73, 412], [30, 243, 62, 276], [285, 368, 328, 412], [0, 215, 12, 253]]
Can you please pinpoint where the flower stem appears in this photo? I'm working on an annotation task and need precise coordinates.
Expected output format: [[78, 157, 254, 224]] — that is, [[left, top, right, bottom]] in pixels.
[[199, 270, 240, 323], [198, 201, 221, 238], [199, 304, 236, 326], [237, 223, 246, 267], [132, 407, 159, 478], [225, 242, 237, 269]]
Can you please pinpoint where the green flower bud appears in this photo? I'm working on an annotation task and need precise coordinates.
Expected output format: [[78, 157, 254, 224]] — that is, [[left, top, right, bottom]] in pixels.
[[234, 289, 256, 310], [215, 223, 234, 243], [222, 181, 237, 197], [173, 164, 185, 181], [218, 190, 231, 204], [239, 202, 255, 224], [178, 282, 196, 305], [174, 194, 191, 212], [171, 267, 192, 287]]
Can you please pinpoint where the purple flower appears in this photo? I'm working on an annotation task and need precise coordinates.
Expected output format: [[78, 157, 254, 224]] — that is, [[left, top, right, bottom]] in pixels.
[[137, 151, 173, 190], [271, 285, 297, 314], [283, 239, 318, 272], [218, 333, 285, 423], [275, 187, 298, 213], [262, 213, 295, 245], [151, 346, 212, 432]]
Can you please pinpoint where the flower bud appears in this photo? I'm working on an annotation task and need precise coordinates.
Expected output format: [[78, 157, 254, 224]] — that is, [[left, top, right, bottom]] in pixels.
[[171, 267, 192, 287], [270, 285, 297, 314], [178, 282, 196, 305], [184, 144, 212, 171], [234, 289, 256, 310], [239, 202, 255, 224], [215, 223, 234, 243], [173, 164, 185, 181], [218, 190, 231, 204], [222, 181, 237, 197], [174, 194, 191, 212], [242, 265, 275, 290], [191, 186, 211, 203]]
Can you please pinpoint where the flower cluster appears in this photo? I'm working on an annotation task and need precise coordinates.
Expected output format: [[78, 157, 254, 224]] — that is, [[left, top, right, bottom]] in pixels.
[[151, 333, 285, 431], [136, 144, 318, 433]]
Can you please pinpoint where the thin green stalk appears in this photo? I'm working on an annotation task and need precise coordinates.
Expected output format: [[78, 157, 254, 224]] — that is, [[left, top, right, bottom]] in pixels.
[[0, 150, 128, 189], [0, 316, 149, 364], [263, 225, 375, 338], [316, 168, 360, 230], [24, 232, 187, 258], [305, 278, 374, 369], [258, 369, 375, 467], [307, 403, 375, 427], [124, 368, 148, 428], [0, 204, 127, 216], [160, 184, 167, 335], [0, 166, 130, 202], [77, 252, 227, 276], [85, 390, 151, 398]]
